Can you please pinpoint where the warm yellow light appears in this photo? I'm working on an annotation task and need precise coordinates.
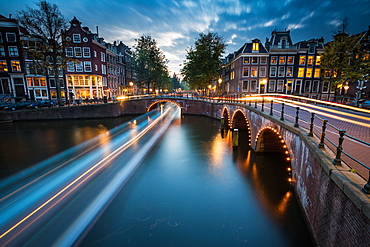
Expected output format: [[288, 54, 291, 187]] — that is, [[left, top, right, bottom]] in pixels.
[[260, 79, 267, 85], [218, 78, 222, 84], [129, 81, 134, 86], [344, 85, 349, 90], [286, 157, 291, 161], [116, 95, 128, 100], [287, 167, 291, 171], [208, 84, 212, 89], [285, 151, 289, 154], [288, 178, 292, 182]]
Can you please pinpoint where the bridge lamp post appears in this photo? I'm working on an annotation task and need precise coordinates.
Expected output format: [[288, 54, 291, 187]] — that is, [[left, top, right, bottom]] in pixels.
[[129, 81, 134, 95]]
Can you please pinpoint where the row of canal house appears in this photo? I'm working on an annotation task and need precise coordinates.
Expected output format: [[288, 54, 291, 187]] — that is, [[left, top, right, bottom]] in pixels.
[[0, 14, 133, 102], [221, 29, 332, 99]]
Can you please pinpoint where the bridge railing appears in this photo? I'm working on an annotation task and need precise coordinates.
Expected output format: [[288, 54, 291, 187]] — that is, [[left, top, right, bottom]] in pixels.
[[142, 94, 370, 194], [238, 96, 370, 194]]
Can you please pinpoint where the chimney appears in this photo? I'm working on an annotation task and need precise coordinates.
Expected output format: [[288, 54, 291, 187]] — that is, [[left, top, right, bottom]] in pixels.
[[9, 14, 12, 19], [96, 26, 99, 37]]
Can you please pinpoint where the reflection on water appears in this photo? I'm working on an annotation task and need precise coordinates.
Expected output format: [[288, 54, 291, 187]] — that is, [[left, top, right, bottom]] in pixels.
[[81, 115, 314, 247], [0, 116, 136, 180]]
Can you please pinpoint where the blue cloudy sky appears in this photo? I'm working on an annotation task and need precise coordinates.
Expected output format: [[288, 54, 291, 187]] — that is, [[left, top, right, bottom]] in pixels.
[[1, 0, 369, 74]]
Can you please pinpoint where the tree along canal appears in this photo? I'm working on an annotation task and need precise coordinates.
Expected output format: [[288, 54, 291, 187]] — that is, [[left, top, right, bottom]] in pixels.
[[0, 115, 314, 246]]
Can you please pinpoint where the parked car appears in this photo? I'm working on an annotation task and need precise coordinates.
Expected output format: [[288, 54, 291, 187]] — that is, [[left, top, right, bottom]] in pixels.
[[345, 100, 370, 109], [3, 101, 33, 111], [0, 102, 13, 110], [27, 100, 56, 109]]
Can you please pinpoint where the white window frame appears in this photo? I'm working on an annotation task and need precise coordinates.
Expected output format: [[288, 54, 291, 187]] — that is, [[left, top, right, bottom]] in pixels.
[[11, 60, 21, 72], [8, 46, 18, 56], [73, 34, 81, 43], [270, 66, 277, 77], [76, 62, 83, 72], [84, 61, 92, 72], [286, 66, 293, 77], [278, 66, 285, 77], [6, 33, 16, 42], [242, 80, 249, 91], [66, 47, 73, 57], [83, 47, 90, 58], [67, 62, 74, 72], [277, 80, 284, 92], [74, 47, 82, 57], [259, 67, 266, 77], [268, 80, 276, 92]]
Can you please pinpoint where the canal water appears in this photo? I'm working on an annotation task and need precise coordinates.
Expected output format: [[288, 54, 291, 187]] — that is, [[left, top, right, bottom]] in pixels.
[[0, 115, 314, 246]]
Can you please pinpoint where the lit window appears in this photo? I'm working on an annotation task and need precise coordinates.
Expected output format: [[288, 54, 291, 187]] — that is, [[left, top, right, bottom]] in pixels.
[[231, 71, 234, 80], [286, 67, 293, 77], [299, 56, 305, 65], [306, 68, 313, 77], [243, 57, 250, 64], [6, 33, 16, 42], [287, 56, 294, 64], [83, 47, 90, 57], [271, 56, 277, 65], [298, 68, 305, 77], [307, 56, 313, 66], [73, 34, 81, 43], [251, 67, 258, 77], [84, 61, 92, 72], [243, 67, 249, 77], [279, 56, 286, 64], [0, 60, 8, 71], [66, 47, 73, 57], [252, 42, 259, 51], [0, 45, 5, 56], [252, 57, 258, 64], [314, 68, 320, 78], [74, 47, 82, 57], [11, 61, 21, 71], [8, 46, 18, 56], [315, 56, 321, 65]]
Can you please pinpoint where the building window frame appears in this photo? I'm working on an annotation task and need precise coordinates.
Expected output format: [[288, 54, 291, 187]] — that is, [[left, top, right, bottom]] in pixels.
[[73, 34, 81, 43], [6, 33, 16, 42], [11, 60, 21, 72], [268, 80, 276, 92], [8, 46, 19, 56]]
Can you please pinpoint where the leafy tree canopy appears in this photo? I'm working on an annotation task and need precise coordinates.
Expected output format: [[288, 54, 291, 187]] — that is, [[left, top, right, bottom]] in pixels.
[[181, 32, 226, 91], [132, 35, 170, 92]]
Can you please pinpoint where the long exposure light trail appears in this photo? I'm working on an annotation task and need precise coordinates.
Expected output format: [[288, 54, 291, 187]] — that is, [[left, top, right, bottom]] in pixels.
[[0, 107, 175, 243], [273, 99, 370, 128]]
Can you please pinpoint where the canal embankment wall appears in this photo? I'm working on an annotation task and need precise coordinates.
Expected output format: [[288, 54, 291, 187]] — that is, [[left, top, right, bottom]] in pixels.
[[1, 99, 369, 246]]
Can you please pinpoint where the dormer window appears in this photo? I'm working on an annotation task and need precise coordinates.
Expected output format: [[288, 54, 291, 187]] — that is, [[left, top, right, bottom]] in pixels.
[[252, 42, 259, 51], [309, 43, 315, 54]]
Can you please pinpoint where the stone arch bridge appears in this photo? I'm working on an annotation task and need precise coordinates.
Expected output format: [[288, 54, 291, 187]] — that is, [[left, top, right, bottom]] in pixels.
[[121, 97, 370, 246]]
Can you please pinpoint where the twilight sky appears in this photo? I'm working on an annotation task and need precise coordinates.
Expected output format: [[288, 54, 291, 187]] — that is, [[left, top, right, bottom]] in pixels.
[[1, 0, 369, 75]]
